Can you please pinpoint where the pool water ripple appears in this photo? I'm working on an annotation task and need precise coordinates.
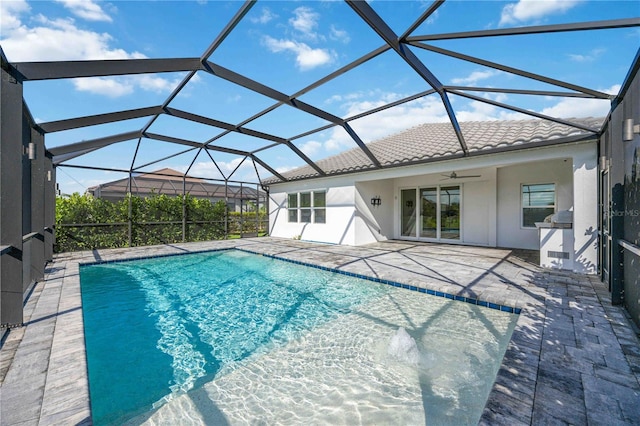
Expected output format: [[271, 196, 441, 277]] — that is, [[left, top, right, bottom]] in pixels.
[[80, 250, 517, 425]]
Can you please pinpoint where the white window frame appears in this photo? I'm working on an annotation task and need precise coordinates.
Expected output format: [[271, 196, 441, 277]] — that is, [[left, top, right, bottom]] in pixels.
[[521, 182, 556, 228], [287, 193, 298, 223], [287, 190, 326, 224]]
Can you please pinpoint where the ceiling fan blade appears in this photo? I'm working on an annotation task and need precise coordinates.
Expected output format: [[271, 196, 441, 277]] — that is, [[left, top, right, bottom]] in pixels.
[[456, 174, 481, 178]]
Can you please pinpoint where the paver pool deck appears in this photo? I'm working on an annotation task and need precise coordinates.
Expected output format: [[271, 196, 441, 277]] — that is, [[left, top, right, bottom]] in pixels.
[[1, 237, 639, 425]]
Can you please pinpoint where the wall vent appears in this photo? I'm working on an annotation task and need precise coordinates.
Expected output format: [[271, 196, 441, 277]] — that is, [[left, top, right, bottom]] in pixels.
[[548, 251, 570, 259]]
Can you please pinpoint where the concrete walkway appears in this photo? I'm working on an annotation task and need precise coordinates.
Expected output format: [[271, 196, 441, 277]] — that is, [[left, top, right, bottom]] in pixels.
[[1, 238, 639, 425]]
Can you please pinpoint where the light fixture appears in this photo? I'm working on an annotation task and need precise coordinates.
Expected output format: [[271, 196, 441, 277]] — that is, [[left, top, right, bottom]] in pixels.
[[27, 142, 36, 160], [370, 196, 381, 207], [599, 156, 608, 170], [623, 118, 640, 142]]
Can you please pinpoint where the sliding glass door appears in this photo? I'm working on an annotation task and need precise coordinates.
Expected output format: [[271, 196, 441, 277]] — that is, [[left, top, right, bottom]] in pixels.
[[401, 189, 416, 237], [439, 186, 460, 240], [420, 188, 437, 238], [401, 185, 461, 241]]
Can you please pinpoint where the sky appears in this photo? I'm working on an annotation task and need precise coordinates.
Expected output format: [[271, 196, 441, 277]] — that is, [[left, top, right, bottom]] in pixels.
[[1, 0, 639, 195]]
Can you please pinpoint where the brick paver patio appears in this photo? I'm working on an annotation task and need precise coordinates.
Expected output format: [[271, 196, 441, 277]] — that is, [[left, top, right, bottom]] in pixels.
[[1, 238, 638, 425]]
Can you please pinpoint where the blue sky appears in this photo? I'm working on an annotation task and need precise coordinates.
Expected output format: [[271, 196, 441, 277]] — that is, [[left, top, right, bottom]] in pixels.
[[1, 0, 638, 194]]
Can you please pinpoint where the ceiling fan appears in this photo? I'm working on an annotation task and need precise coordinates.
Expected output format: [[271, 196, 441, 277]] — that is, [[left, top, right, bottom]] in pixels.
[[440, 171, 481, 180]]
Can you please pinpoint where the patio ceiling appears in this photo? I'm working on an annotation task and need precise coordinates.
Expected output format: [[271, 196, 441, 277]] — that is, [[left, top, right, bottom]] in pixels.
[[2, 0, 639, 188]]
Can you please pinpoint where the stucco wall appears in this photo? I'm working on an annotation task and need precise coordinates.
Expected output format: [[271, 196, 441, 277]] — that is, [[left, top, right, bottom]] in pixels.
[[497, 158, 575, 250], [354, 180, 394, 245], [269, 142, 598, 259], [268, 179, 357, 245]]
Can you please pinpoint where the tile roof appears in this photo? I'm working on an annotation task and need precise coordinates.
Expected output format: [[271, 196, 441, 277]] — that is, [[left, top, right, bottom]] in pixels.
[[266, 117, 603, 184], [87, 168, 262, 198]]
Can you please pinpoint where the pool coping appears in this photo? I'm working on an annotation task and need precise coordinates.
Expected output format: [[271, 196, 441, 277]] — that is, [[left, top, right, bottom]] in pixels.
[[80, 246, 522, 315], [2, 237, 639, 425]]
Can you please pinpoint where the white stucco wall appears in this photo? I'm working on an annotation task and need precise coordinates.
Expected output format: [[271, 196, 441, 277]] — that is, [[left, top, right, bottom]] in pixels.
[[354, 180, 394, 245], [497, 158, 574, 250], [268, 141, 599, 272], [268, 178, 358, 245], [463, 168, 498, 246], [572, 148, 598, 274]]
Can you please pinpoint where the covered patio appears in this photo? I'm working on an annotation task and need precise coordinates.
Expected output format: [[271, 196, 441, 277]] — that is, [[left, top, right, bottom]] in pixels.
[[1, 238, 638, 424]]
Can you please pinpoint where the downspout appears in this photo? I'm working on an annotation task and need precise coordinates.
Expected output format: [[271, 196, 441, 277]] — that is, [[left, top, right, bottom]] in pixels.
[[182, 175, 186, 243]]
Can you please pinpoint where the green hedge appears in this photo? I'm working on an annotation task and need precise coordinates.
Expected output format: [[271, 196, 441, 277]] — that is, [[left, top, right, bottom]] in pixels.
[[55, 193, 267, 253]]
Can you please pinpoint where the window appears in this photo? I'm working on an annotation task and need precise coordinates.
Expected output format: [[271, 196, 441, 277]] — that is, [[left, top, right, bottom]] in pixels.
[[300, 192, 311, 223], [522, 183, 555, 227], [314, 191, 326, 224], [287, 191, 326, 223], [288, 193, 298, 222]]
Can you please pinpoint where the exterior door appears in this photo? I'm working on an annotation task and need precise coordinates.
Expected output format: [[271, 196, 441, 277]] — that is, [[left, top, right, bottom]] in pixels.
[[401, 185, 461, 241], [439, 186, 461, 240], [420, 188, 437, 238]]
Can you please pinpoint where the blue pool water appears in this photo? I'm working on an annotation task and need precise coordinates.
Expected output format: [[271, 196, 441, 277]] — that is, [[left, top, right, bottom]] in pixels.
[[80, 249, 518, 425]]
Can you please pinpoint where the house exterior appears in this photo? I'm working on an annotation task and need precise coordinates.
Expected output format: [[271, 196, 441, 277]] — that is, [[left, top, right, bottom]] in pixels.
[[266, 117, 602, 274], [87, 168, 264, 213]]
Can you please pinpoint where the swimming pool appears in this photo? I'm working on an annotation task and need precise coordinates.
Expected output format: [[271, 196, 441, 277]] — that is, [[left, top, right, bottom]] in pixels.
[[80, 249, 518, 425]]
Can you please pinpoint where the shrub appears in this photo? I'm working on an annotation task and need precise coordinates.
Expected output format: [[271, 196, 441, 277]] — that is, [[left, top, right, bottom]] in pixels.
[[55, 193, 266, 253]]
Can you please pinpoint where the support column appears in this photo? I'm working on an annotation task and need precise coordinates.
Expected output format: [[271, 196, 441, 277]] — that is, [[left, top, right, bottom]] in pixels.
[[240, 183, 244, 237], [44, 159, 55, 262], [1, 61, 24, 327], [182, 176, 186, 242], [573, 144, 599, 274], [255, 183, 260, 236], [224, 181, 229, 239], [128, 172, 133, 247], [29, 127, 45, 284], [22, 107, 34, 294]]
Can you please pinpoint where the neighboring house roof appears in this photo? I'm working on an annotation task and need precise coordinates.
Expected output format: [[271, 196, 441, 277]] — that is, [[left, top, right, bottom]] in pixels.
[[266, 117, 603, 184], [87, 168, 263, 199]]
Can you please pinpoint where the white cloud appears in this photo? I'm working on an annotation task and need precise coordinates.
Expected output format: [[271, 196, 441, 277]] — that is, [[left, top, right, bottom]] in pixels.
[[275, 165, 296, 174], [0, 0, 30, 36], [183, 157, 259, 182], [2, 15, 144, 61], [0, 7, 183, 98], [539, 84, 619, 118], [263, 36, 334, 70], [329, 25, 350, 44], [137, 74, 182, 93], [317, 94, 450, 152], [73, 76, 133, 97], [299, 140, 322, 156], [500, 0, 581, 26], [324, 92, 363, 105], [315, 91, 532, 154], [289, 6, 319, 40], [568, 48, 605, 63], [54, 0, 113, 22], [425, 9, 439, 25], [72, 74, 183, 98], [450, 70, 501, 85], [251, 7, 277, 24]]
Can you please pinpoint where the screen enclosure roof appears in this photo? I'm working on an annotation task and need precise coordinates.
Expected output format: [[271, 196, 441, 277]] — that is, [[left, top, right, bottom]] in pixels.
[[2, 0, 639, 190]]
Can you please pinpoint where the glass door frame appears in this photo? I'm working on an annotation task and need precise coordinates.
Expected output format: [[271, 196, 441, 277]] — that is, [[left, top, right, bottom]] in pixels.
[[398, 185, 463, 242]]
